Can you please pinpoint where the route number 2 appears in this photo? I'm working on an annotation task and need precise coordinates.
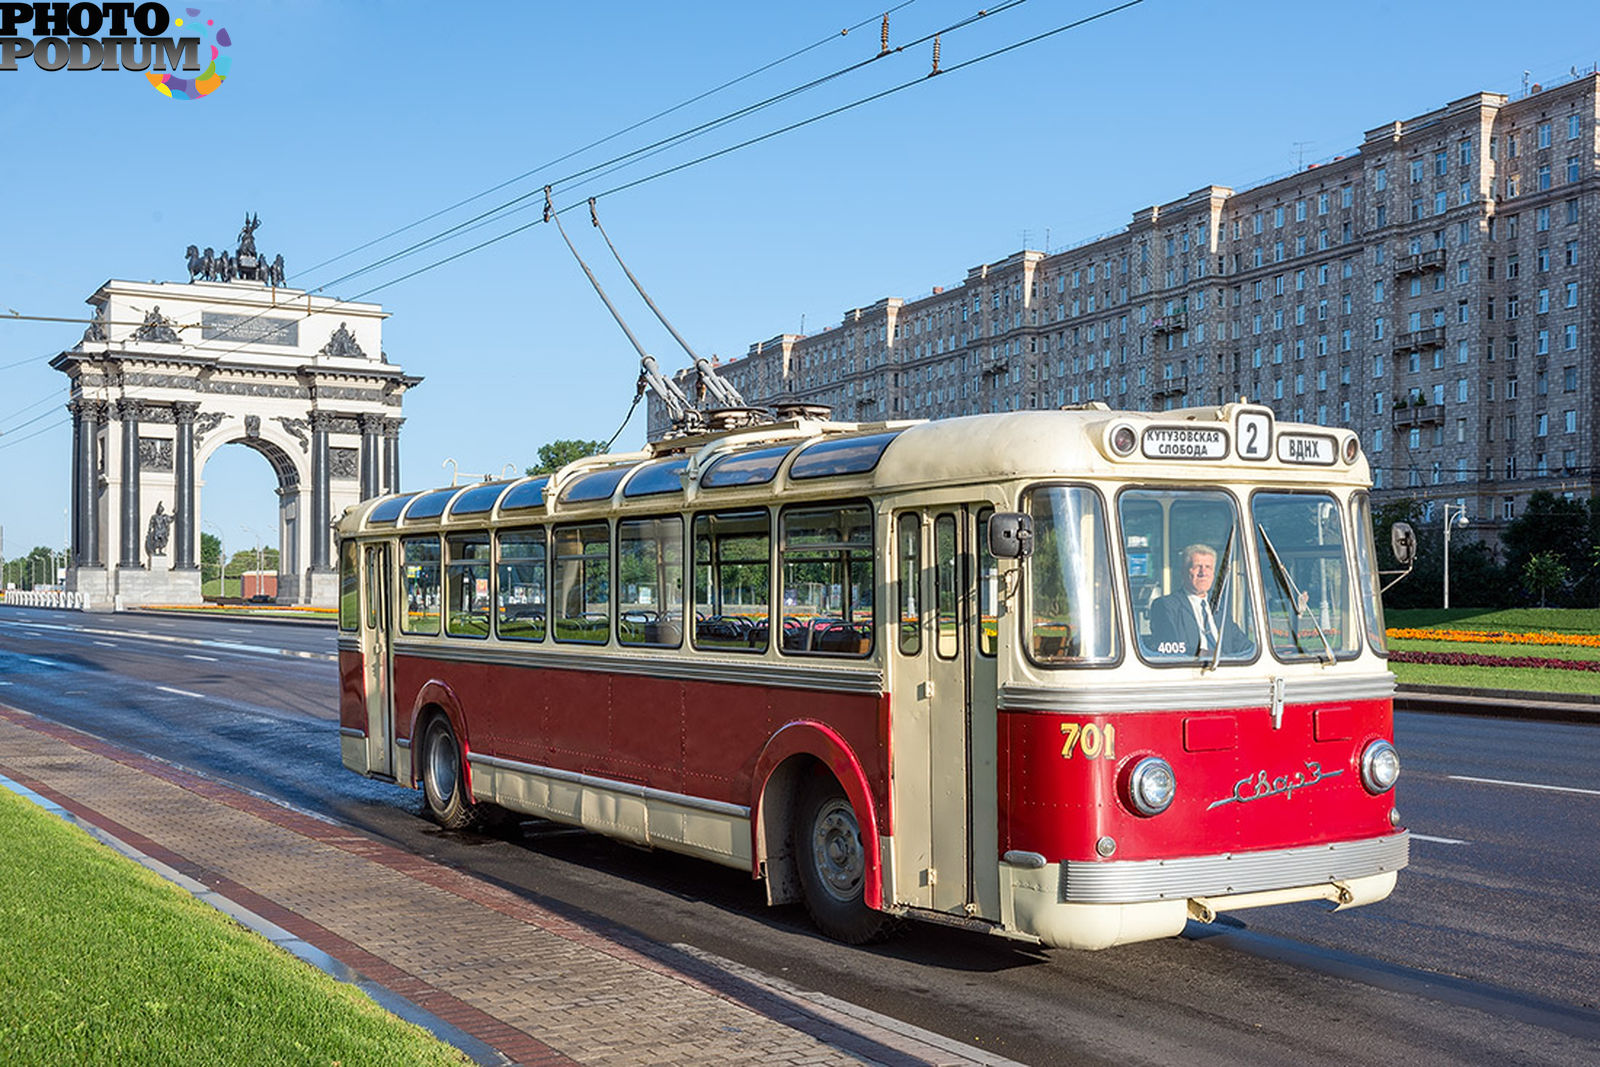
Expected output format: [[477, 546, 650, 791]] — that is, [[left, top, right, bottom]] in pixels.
[[1237, 411, 1272, 460], [1060, 721, 1116, 760]]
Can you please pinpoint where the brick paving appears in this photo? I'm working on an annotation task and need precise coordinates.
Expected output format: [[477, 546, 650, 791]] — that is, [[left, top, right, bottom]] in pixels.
[[0, 705, 1014, 1067]]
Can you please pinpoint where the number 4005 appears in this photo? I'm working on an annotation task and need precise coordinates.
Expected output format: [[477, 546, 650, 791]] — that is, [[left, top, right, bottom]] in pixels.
[[1059, 721, 1116, 760]]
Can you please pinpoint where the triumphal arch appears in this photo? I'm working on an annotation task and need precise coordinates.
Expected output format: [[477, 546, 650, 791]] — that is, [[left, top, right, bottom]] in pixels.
[[52, 215, 420, 608]]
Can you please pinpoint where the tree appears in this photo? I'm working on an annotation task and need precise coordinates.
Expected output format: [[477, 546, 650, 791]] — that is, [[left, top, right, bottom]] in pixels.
[[3, 546, 58, 591], [1523, 552, 1569, 608], [1501, 491, 1590, 604], [527, 439, 606, 476]]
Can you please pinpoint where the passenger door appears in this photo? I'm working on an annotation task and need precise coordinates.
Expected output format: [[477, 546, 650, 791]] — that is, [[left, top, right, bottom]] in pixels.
[[925, 509, 974, 914], [362, 543, 394, 777]]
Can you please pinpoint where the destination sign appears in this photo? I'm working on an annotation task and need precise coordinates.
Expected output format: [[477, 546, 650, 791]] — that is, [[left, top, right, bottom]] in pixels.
[[201, 312, 299, 347], [1141, 426, 1228, 460], [1276, 432, 1338, 466]]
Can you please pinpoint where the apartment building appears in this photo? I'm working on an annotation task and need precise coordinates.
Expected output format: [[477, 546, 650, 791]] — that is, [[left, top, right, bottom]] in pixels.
[[648, 74, 1600, 524]]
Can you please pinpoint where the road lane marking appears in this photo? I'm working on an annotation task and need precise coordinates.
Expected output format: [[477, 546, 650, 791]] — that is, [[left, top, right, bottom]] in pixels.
[[93, 640, 118, 647], [0, 615, 335, 662], [1448, 774, 1600, 797], [27, 657, 58, 667], [1410, 833, 1469, 845], [156, 685, 206, 699], [183, 653, 219, 662]]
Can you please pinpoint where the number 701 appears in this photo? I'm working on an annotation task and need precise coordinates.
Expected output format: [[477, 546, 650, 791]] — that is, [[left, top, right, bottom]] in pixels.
[[1060, 721, 1116, 760]]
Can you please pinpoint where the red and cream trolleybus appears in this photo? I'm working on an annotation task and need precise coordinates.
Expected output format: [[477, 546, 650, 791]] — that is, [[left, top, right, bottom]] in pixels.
[[337, 401, 1407, 948]]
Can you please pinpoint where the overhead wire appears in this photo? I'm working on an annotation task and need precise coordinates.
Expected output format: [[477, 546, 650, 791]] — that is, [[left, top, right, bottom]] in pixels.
[[293, 1, 922, 280]]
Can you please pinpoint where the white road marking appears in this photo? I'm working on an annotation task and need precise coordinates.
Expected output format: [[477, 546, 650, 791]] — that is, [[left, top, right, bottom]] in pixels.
[[93, 640, 118, 647], [156, 685, 205, 699], [1448, 774, 1600, 797], [183, 653, 219, 662], [1410, 833, 1469, 845], [27, 657, 58, 667]]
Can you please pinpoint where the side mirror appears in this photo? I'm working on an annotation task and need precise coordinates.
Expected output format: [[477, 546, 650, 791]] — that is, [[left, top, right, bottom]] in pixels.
[[989, 512, 1034, 559], [1390, 522, 1417, 567]]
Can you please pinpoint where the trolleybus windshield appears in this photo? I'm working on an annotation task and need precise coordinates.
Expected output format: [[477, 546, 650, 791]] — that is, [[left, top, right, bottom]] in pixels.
[[1120, 488, 1259, 666], [1251, 492, 1359, 662], [1022, 486, 1119, 665]]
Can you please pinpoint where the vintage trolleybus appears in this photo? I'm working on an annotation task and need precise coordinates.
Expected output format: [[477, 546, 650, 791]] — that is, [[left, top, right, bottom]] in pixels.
[[337, 402, 1407, 949]]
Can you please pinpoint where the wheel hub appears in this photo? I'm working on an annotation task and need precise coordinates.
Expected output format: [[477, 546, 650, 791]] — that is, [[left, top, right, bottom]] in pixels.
[[811, 799, 864, 902]]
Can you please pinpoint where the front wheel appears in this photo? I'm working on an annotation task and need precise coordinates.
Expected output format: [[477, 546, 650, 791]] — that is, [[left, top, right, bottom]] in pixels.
[[794, 775, 891, 944], [421, 716, 479, 831]]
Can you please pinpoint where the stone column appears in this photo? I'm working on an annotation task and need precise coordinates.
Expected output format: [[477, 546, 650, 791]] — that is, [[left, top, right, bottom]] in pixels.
[[358, 413, 383, 500], [69, 399, 84, 564], [309, 410, 333, 571], [383, 417, 404, 495], [87, 401, 105, 565], [118, 400, 143, 568], [173, 402, 198, 570]]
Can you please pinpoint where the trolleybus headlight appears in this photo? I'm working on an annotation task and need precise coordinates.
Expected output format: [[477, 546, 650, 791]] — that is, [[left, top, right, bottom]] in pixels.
[[1111, 425, 1137, 456], [1360, 740, 1401, 794], [1126, 756, 1177, 816], [1343, 436, 1360, 464]]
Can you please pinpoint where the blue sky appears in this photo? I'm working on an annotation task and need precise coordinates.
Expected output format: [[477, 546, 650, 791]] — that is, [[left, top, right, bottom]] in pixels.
[[1, 0, 1596, 560]]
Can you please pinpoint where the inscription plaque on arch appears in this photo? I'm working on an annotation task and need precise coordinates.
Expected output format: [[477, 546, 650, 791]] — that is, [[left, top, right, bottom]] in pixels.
[[201, 311, 299, 347]]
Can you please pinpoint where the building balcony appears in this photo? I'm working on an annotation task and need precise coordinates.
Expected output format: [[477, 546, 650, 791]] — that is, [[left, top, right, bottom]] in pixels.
[[982, 356, 1010, 376], [1394, 250, 1445, 277], [1391, 403, 1445, 427], [1151, 376, 1188, 399], [1392, 326, 1445, 353], [1150, 311, 1188, 336]]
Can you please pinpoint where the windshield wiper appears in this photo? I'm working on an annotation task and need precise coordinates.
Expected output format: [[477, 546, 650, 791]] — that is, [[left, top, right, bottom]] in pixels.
[[1203, 525, 1235, 673], [1256, 523, 1336, 666]]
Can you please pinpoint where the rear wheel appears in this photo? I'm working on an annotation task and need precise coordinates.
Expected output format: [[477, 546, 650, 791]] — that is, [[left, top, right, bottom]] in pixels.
[[794, 775, 891, 944], [421, 716, 479, 830]]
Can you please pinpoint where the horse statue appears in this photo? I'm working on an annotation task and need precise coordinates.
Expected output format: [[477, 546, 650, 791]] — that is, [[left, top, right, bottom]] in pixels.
[[201, 247, 216, 280], [270, 254, 286, 287], [185, 245, 202, 281]]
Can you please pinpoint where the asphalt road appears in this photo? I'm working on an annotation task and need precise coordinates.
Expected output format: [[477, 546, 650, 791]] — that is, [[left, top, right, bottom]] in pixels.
[[2, 604, 1597, 1066]]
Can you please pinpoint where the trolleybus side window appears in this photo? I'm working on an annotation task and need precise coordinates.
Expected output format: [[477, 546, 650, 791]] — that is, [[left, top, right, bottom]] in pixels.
[[977, 508, 997, 656], [692, 510, 771, 652], [1119, 489, 1259, 665], [338, 539, 359, 631], [553, 522, 611, 644], [1251, 492, 1359, 661], [444, 534, 492, 639], [1023, 486, 1120, 666], [496, 529, 547, 642], [617, 516, 685, 648], [401, 536, 441, 635], [897, 513, 922, 655], [1351, 492, 1388, 655], [779, 503, 873, 657], [934, 514, 959, 659]]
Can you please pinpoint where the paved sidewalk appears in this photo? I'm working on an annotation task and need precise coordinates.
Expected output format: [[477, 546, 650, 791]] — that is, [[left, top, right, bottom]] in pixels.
[[0, 705, 1017, 1067]]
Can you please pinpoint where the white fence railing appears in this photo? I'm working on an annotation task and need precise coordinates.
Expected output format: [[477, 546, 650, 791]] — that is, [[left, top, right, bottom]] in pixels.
[[2, 590, 89, 610]]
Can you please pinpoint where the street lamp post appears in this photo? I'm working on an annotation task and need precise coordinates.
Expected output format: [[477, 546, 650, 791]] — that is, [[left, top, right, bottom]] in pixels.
[[241, 525, 264, 599], [1443, 503, 1470, 610]]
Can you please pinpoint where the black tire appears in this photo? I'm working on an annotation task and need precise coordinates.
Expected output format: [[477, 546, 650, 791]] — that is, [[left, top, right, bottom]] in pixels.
[[794, 774, 891, 944], [420, 716, 480, 831]]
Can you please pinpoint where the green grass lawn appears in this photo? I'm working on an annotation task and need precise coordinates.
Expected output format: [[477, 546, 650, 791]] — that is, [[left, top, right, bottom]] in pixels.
[[1386, 607, 1600, 634], [0, 789, 466, 1066], [1386, 611, 1600, 695]]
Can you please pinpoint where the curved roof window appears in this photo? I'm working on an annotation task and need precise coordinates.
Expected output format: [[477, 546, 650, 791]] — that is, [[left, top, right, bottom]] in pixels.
[[623, 458, 689, 498], [447, 481, 513, 516], [701, 444, 797, 489], [500, 477, 550, 512], [367, 493, 418, 525], [402, 488, 458, 522], [789, 431, 903, 480], [559, 465, 634, 504]]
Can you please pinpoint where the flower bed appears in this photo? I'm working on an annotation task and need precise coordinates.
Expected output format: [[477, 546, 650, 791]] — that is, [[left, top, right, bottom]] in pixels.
[[1387, 627, 1600, 649], [1389, 649, 1600, 672]]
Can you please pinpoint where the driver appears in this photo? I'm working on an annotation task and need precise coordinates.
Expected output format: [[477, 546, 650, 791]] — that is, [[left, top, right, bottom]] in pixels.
[[1148, 543, 1244, 657]]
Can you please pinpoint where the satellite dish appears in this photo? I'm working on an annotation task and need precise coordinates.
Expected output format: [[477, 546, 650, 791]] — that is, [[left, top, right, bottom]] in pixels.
[[1391, 522, 1417, 567]]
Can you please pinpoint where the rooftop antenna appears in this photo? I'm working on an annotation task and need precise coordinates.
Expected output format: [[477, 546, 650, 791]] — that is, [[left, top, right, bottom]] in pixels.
[[1293, 141, 1313, 169], [1522, 70, 1531, 96]]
